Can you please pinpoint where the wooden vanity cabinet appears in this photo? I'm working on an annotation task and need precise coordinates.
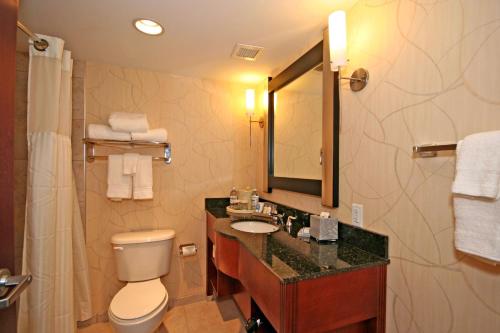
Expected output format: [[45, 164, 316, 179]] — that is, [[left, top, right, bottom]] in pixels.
[[206, 212, 387, 333]]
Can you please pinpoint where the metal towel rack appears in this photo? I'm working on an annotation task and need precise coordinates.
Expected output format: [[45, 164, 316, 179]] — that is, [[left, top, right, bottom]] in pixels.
[[83, 139, 172, 164], [413, 143, 457, 157]]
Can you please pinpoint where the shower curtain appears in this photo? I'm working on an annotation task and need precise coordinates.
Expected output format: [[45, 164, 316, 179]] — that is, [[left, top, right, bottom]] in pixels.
[[18, 35, 92, 333]]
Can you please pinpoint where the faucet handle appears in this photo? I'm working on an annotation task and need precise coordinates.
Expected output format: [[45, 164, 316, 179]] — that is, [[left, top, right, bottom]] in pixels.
[[286, 216, 297, 227]]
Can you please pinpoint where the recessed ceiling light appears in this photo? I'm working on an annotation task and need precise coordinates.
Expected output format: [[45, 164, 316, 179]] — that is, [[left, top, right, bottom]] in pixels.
[[133, 19, 164, 36]]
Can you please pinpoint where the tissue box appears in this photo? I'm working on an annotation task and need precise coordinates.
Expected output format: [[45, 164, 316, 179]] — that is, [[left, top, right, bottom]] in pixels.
[[310, 215, 338, 241]]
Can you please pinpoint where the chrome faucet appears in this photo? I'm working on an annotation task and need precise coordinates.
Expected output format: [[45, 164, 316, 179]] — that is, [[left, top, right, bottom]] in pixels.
[[285, 216, 297, 233], [271, 213, 285, 226], [286, 216, 297, 228]]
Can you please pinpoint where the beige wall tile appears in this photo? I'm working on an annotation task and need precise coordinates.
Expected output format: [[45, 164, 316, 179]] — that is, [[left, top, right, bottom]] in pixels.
[[13, 160, 27, 274], [16, 52, 28, 72], [14, 114, 28, 160], [72, 119, 85, 161], [73, 77, 85, 120], [73, 161, 85, 190], [15, 70, 28, 118], [73, 60, 86, 79]]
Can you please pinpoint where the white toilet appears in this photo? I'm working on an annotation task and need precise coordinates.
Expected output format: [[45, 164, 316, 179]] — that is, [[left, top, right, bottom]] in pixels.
[[109, 229, 175, 333]]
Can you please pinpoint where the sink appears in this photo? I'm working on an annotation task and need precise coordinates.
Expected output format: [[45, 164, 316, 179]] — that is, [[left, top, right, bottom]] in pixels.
[[230, 221, 279, 234]]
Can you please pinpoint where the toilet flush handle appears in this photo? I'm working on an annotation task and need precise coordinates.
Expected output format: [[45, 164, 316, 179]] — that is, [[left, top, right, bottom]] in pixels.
[[113, 246, 124, 251]]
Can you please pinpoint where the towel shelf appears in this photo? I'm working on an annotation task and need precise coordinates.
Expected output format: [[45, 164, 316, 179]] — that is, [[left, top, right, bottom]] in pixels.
[[83, 138, 172, 164], [413, 143, 457, 157]]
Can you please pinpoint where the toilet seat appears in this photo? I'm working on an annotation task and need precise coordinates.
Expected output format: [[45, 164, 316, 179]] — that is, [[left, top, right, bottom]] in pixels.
[[110, 278, 166, 320]]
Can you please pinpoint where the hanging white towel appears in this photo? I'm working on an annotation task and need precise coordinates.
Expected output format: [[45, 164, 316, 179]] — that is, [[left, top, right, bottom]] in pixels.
[[109, 112, 149, 133], [452, 131, 500, 262], [131, 128, 168, 143], [454, 196, 500, 262], [87, 124, 131, 141], [107, 155, 132, 200], [123, 153, 139, 175], [452, 131, 500, 199], [133, 155, 153, 200]]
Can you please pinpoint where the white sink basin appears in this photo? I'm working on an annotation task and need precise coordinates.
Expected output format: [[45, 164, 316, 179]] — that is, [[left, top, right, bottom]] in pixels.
[[230, 221, 279, 234]]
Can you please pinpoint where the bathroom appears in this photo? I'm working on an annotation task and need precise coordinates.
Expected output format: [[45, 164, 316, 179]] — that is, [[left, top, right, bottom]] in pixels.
[[1, 0, 499, 332]]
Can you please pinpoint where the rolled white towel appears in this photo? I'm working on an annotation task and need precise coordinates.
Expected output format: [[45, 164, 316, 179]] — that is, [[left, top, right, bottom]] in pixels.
[[131, 128, 168, 143], [109, 112, 149, 133], [87, 124, 131, 141]]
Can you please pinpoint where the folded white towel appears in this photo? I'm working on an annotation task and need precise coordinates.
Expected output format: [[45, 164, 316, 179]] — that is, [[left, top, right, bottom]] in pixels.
[[454, 195, 500, 262], [123, 153, 139, 175], [452, 131, 500, 199], [87, 124, 131, 141], [133, 155, 153, 200], [107, 155, 132, 200], [109, 112, 149, 133], [131, 128, 168, 143]]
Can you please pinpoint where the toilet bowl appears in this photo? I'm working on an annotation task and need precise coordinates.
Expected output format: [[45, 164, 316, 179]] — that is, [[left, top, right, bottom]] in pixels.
[[108, 230, 175, 333], [109, 279, 168, 333]]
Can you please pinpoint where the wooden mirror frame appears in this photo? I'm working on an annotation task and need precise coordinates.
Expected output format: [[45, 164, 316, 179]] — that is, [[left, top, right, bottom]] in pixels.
[[264, 29, 339, 207]]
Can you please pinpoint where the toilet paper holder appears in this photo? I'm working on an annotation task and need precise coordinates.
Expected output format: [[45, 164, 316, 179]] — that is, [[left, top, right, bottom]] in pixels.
[[179, 243, 198, 257]]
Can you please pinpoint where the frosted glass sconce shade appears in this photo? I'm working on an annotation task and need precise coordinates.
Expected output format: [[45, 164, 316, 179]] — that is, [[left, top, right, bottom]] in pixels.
[[328, 10, 347, 71]]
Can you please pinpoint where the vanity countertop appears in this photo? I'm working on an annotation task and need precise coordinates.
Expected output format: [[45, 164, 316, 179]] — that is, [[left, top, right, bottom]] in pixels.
[[205, 198, 389, 284]]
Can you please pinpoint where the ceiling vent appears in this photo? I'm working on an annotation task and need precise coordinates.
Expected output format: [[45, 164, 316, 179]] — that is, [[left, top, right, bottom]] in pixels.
[[232, 43, 264, 61]]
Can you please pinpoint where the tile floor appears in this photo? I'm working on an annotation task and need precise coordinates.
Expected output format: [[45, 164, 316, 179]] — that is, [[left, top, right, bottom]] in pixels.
[[78, 299, 245, 333]]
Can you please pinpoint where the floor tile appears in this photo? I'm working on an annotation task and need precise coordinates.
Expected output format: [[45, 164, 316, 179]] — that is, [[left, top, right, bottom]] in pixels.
[[78, 299, 244, 333], [78, 322, 114, 333]]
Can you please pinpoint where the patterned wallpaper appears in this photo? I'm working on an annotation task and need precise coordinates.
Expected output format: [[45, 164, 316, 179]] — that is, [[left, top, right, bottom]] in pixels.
[[261, 0, 500, 332], [84, 63, 261, 316], [274, 88, 322, 180]]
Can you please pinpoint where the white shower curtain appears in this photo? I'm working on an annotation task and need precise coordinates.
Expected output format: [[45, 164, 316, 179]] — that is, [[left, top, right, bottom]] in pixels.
[[18, 35, 92, 333]]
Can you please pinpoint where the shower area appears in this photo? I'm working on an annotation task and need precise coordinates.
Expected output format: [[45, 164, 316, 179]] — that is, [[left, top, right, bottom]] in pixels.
[[9, 22, 93, 332]]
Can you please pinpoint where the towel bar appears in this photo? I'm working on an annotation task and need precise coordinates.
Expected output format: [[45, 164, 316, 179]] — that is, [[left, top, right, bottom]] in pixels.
[[413, 143, 457, 157], [83, 138, 172, 164]]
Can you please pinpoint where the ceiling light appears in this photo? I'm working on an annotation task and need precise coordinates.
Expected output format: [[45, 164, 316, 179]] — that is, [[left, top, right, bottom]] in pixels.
[[133, 19, 164, 36]]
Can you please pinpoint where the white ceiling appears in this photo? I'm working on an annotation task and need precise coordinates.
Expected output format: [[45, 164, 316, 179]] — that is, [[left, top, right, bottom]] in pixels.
[[18, 0, 356, 83]]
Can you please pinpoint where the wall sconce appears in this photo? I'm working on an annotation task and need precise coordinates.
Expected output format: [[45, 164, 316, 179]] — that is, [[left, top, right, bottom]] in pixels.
[[246, 89, 264, 146], [328, 10, 369, 92]]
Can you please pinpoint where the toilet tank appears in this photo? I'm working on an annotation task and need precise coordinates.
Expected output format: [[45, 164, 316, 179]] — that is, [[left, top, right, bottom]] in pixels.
[[111, 229, 175, 282]]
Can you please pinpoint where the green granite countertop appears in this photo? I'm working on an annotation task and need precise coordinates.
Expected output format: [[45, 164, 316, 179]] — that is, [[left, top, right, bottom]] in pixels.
[[206, 203, 389, 284]]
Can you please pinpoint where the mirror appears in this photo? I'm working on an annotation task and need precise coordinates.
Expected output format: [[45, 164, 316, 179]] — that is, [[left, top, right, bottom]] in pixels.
[[265, 33, 339, 207], [274, 65, 322, 180]]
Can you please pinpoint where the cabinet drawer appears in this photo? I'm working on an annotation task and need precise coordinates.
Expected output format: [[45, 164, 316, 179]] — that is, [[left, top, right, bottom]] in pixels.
[[215, 233, 239, 279]]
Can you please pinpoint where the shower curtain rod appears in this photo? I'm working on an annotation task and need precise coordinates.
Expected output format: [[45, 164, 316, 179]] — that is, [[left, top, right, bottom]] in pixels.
[[17, 20, 49, 51]]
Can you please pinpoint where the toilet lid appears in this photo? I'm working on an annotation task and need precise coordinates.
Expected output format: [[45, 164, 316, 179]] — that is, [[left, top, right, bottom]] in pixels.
[[110, 279, 166, 320]]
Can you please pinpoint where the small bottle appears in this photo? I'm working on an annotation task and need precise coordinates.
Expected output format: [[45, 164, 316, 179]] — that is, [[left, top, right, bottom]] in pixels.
[[251, 189, 259, 211], [230, 187, 238, 208]]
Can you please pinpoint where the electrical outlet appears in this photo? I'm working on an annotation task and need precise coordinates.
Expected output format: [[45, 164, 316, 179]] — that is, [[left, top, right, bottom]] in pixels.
[[352, 203, 363, 227]]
